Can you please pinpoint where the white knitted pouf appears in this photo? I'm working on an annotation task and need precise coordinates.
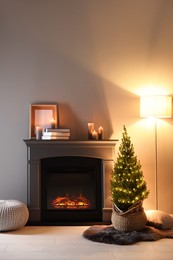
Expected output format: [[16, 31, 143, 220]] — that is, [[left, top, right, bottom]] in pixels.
[[0, 200, 29, 232]]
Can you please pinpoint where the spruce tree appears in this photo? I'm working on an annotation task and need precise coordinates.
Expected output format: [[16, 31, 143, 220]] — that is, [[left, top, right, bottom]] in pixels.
[[111, 125, 149, 212]]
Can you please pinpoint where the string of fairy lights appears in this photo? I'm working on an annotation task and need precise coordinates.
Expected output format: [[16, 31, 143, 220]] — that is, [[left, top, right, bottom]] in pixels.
[[111, 126, 149, 211]]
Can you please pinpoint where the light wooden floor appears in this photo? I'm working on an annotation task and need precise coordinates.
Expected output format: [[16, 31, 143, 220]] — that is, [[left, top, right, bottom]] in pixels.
[[0, 226, 173, 260]]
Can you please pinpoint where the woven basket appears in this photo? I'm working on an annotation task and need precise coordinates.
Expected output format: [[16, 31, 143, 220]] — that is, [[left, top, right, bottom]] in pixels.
[[111, 201, 147, 232]]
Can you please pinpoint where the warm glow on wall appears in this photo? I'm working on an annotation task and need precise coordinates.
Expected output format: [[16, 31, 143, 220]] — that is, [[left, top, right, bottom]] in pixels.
[[140, 95, 172, 118], [140, 95, 172, 210], [135, 85, 171, 97]]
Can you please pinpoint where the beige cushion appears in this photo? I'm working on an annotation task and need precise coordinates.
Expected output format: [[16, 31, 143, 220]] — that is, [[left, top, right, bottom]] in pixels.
[[145, 210, 173, 230], [0, 200, 29, 231]]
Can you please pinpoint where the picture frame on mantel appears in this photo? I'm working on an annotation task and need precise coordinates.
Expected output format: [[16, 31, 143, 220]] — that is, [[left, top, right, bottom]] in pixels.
[[29, 103, 58, 139]]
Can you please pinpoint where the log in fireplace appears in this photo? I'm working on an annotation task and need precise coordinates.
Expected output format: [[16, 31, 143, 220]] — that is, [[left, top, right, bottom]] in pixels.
[[24, 140, 118, 224]]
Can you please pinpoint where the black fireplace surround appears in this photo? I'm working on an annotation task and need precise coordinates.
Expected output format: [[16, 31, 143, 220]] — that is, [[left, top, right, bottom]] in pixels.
[[41, 156, 103, 223]]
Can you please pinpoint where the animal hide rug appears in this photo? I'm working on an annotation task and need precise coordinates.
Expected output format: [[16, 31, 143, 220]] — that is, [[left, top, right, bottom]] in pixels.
[[83, 225, 173, 245]]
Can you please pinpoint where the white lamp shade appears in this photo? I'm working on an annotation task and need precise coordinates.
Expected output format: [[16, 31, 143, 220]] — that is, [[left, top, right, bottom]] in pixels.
[[140, 95, 172, 118]]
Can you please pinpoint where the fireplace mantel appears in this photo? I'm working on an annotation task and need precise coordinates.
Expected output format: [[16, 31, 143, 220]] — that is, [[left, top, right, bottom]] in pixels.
[[24, 139, 118, 224]]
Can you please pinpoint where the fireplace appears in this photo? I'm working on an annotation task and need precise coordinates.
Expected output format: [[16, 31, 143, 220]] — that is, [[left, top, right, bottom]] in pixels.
[[24, 140, 118, 224], [41, 156, 103, 222]]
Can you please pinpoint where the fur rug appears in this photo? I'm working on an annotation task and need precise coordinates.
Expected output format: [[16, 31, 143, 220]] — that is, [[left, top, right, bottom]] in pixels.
[[83, 225, 173, 245]]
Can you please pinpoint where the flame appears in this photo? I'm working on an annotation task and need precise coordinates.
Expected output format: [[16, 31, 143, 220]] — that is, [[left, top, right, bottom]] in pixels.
[[51, 193, 91, 209]]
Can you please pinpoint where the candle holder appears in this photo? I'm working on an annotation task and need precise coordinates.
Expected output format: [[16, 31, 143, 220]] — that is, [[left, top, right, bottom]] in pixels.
[[88, 123, 94, 140], [51, 118, 56, 129], [92, 130, 98, 140], [98, 126, 104, 140], [35, 126, 42, 140]]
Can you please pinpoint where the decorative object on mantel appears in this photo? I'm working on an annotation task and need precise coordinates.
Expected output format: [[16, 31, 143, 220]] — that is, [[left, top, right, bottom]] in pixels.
[[35, 125, 43, 140], [98, 126, 104, 140], [87, 122, 104, 140], [29, 103, 58, 139], [110, 125, 149, 232], [42, 128, 70, 140], [88, 122, 95, 140], [91, 130, 98, 140]]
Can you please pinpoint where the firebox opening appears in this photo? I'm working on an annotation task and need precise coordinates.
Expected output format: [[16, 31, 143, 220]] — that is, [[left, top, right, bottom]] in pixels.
[[51, 193, 91, 210], [40, 156, 103, 223]]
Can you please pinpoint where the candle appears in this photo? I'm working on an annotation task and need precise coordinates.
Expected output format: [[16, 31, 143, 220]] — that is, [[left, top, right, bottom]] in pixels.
[[51, 118, 56, 129], [88, 123, 94, 140], [98, 126, 103, 140], [92, 130, 98, 140], [35, 125, 42, 140]]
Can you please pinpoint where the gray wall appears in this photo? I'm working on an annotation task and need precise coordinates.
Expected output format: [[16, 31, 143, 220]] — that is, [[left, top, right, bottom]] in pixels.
[[1, 0, 173, 212]]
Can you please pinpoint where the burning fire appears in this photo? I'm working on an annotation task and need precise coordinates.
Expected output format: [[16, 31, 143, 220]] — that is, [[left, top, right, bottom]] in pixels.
[[51, 193, 91, 209]]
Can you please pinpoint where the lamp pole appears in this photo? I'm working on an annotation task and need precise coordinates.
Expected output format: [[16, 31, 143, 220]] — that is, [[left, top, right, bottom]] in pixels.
[[154, 118, 158, 210]]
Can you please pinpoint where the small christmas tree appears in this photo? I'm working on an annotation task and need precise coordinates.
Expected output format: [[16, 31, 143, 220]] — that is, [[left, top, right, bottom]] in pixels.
[[111, 125, 149, 212]]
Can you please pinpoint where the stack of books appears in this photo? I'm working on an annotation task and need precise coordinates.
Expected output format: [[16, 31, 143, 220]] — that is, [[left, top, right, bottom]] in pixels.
[[42, 128, 70, 140]]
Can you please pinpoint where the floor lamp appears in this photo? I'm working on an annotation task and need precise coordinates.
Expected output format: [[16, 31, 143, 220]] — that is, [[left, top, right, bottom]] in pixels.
[[140, 95, 172, 210]]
